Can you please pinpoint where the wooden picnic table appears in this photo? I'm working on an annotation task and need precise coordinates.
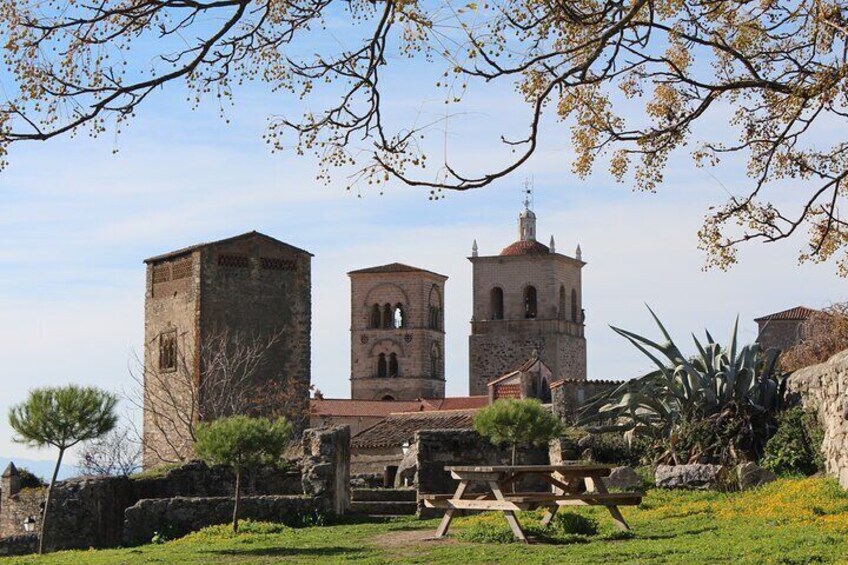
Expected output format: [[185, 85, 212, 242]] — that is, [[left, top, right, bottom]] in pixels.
[[422, 464, 643, 543]]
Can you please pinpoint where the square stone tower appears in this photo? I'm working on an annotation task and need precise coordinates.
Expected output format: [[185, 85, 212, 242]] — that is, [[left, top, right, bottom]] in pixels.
[[142, 231, 312, 467], [348, 263, 447, 401], [468, 204, 587, 395]]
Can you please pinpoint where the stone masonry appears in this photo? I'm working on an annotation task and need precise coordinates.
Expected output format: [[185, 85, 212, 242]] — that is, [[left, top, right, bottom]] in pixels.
[[786, 349, 848, 489], [468, 205, 586, 395], [143, 231, 312, 467], [348, 263, 447, 400]]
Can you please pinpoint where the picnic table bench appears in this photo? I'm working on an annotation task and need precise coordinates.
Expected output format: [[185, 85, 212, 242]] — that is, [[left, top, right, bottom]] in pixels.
[[422, 464, 643, 543]]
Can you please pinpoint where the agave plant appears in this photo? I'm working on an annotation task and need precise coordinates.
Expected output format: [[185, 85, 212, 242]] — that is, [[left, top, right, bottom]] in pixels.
[[579, 308, 785, 465]]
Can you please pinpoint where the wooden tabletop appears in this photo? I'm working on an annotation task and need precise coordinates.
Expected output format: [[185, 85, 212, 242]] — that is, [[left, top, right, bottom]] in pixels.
[[445, 463, 611, 473]]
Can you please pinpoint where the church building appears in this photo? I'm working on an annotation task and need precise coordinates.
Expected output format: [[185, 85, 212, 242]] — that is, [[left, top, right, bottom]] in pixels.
[[468, 200, 587, 395]]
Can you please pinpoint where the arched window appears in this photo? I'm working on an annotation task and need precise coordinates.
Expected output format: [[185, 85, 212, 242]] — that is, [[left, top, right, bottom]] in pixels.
[[389, 353, 399, 377], [370, 304, 381, 329], [393, 304, 405, 329], [428, 285, 442, 330], [430, 345, 440, 379], [490, 287, 504, 320], [382, 303, 392, 329], [377, 353, 387, 378], [558, 286, 566, 320], [524, 286, 537, 319], [381, 395, 395, 401], [571, 289, 578, 322]]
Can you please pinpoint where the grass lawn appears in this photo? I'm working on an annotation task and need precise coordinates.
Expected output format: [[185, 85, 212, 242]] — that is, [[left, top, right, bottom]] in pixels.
[[3, 478, 848, 565]]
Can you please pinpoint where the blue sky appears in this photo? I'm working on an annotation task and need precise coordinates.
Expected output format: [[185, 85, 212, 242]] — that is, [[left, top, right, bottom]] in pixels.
[[1, 27, 845, 467]]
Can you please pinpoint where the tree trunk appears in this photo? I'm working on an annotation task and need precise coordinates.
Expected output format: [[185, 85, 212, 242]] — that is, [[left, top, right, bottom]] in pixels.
[[232, 469, 241, 533], [511, 443, 517, 466], [39, 448, 64, 554]]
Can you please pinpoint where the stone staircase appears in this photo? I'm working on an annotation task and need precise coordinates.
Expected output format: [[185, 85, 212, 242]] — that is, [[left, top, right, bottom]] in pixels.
[[349, 488, 417, 517]]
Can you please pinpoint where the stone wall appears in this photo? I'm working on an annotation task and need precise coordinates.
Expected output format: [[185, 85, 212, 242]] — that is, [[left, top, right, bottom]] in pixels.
[[0, 534, 37, 557], [551, 379, 622, 423], [123, 495, 318, 545], [414, 429, 549, 516], [757, 319, 804, 352], [133, 461, 303, 499], [786, 349, 848, 489], [301, 426, 350, 515], [0, 487, 43, 539]]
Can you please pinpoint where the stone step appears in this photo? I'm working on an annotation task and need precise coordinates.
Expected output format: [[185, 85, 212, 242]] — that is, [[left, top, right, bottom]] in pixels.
[[349, 500, 418, 516], [351, 488, 417, 502]]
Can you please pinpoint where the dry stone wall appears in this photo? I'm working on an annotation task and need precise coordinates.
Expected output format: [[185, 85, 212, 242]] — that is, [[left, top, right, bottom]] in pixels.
[[786, 349, 848, 489]]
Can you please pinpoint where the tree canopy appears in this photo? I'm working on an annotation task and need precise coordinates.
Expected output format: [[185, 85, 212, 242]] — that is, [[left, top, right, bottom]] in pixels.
[[474, 398, 562, 464], [8, 385, 118, 553], [194, 415, 292, 532], [1, 0, 847, 272]]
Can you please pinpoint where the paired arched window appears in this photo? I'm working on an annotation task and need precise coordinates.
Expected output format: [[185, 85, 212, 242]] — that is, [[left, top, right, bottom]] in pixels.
[[377, 353, 387, 378], [558, 285, 566, 320], [393, 304, 405, 329], [388, 353, 399, 377], [490, 287, 504, 320], [524, 285, 537, 319], [571, 289, 578, 323]]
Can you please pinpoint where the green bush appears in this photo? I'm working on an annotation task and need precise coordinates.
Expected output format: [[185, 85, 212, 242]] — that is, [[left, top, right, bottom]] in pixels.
[[762, 407, 825, 476], [548, 512, 598, 536], [17, 467, 45, 489], [579, 432, 649, 466]]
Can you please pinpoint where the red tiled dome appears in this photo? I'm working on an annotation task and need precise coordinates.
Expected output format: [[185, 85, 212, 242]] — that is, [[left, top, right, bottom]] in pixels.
[[500, 239, 550, 256]]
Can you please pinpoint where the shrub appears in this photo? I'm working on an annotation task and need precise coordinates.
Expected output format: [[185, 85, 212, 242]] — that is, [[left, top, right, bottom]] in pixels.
[[762, 407, 825, 476], [548, 512, 598, 536], [578, 431, 650, 466], [781, 303, 848, 372], [456, 522, 520, 544], [16, 467, 45, 489]]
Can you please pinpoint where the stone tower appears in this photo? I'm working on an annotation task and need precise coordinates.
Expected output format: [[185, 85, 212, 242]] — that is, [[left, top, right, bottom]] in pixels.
[[142, 231, 312, 468], [468, 201, 586, 395], [348, 263, 447, 401]]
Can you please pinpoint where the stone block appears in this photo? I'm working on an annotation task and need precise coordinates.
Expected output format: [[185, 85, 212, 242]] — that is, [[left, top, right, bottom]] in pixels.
[[736, 463, 776, 490], [655, 464, 727, 490]]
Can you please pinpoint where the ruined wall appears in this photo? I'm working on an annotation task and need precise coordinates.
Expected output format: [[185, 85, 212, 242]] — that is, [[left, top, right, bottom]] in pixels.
[[350, 269, 447, 401], [0, 488, 43, 539], [301, 426, 351, 515], [786, 349, 848, 489], [551, 379, 622, 423], [123, 495, 318, 545]]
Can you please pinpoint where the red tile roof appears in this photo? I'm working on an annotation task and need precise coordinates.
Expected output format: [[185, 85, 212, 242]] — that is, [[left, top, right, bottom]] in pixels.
[[347, 263, 447, 278], [500, 240, 550, 256], [755, 306, 820, 322], [310, 396, 489, 418], [310, 399, 423, 418], [352, 409, 478, 449]]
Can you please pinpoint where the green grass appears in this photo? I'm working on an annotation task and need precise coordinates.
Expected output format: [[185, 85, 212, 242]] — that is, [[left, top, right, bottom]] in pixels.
[[4, 478, 848, 564]]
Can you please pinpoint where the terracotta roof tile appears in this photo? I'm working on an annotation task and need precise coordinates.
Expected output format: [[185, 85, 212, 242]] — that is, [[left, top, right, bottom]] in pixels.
[[351, 409, 478, 449], [500, 240, 550, 256], [755, 306, 820, 322]]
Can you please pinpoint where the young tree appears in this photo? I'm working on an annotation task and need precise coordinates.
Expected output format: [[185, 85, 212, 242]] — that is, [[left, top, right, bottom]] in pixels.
[[194, 415, 292, 533], [474, 399, 563, 465], [78, 426, 142, 477], [1, 1, 848, 273], [8, 386, 118, 554]]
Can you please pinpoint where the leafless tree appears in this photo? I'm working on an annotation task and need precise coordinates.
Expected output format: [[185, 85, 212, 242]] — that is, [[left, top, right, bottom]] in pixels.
[[782, 303, 848, 372], [77, 426, 142, 477], [128, 328, 298, 465], [1, 1, 848, 273]]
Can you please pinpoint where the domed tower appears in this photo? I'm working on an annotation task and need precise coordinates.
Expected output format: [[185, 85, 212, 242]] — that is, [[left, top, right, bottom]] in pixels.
[[348, 263, 447, 401], [468, 201, 586, 395]]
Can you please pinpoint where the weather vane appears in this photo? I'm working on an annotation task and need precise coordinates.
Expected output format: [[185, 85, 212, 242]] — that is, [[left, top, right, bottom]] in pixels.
[[522, 176, 535, 210]]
